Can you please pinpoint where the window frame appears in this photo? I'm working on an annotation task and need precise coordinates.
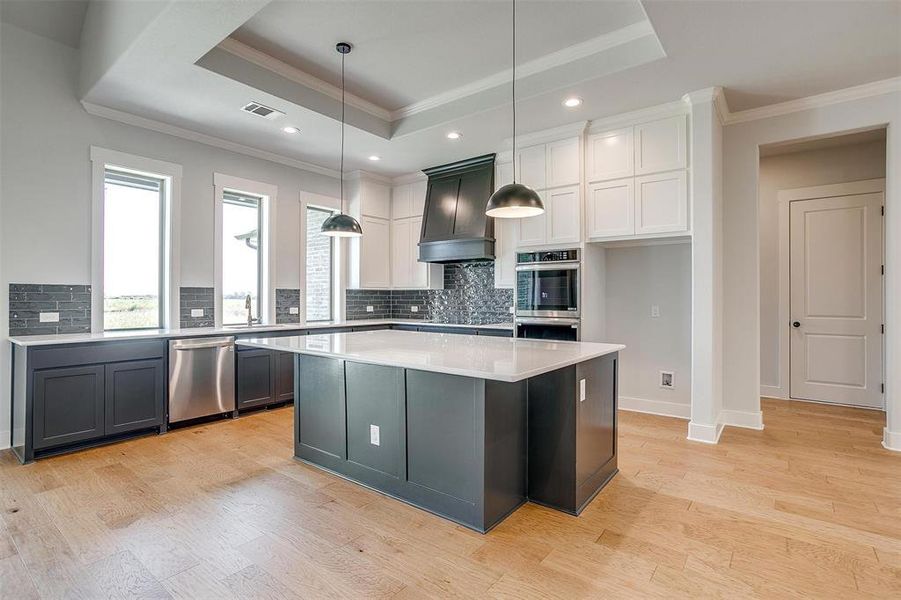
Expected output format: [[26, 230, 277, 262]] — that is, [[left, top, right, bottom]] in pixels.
[[214, 173, 277, 328], [304, 205, 337, 323], [90, 147, 182, 333]]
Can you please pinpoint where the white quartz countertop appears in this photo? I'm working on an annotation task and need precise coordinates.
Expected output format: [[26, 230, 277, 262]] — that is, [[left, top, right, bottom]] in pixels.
[[238, 330, 624, 383], [7, 319, 513, 347]]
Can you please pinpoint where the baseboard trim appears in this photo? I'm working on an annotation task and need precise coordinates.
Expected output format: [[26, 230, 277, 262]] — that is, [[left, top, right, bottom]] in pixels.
[[619, 396, 691, 420], [883, 428, 901, 452], [760, 385, 785, 400], [721, 409, 765, 430], [687, 419, 724, 444], [0, 430, 10, 451]]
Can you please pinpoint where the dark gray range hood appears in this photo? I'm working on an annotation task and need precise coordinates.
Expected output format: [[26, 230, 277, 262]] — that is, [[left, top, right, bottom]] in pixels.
[[418, 154, 496, 263]]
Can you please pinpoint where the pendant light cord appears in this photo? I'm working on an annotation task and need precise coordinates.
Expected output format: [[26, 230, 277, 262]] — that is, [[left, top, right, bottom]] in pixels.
[[511, 0, 516, 184], [340, 51, 346, 211]]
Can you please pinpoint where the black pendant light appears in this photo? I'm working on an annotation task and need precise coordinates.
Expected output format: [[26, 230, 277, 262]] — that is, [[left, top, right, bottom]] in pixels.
[[486, 0, 544, 219], [321, 41, 363, 237]]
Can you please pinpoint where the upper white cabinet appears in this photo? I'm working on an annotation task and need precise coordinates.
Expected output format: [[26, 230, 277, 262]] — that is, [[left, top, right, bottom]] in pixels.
[[493, 161, 517, 288], [587, 178, 634, 239], [347, 174, 392, 288], [517, 144, 546, 190], [358, 216, 390, 288], [391, 179, 428, 220], [518, 185, 581, 247], [635, 171, 687, 235], [586, 127, 633, 182], [546, 138, 581, 188], [410, 179, 427, 217], [359, 179, 391, 219], [585, 113, 689, 241], [389, 180, 440, 289], [634, 115, 686, 175]]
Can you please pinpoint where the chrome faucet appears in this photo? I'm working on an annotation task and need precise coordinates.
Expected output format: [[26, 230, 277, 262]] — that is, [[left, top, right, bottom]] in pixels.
[[245, 294, 255, 326]]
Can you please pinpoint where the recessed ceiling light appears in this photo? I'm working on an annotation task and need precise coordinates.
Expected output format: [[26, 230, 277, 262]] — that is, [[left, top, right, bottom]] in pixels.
[[368, 155, 381, 161], [282, 126, 299, 134], [446, 131, 462, 140], [562, 97, 582, 108]]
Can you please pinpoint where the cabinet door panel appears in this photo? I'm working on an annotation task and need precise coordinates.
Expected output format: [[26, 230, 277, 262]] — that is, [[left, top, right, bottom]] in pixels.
[[635, 115, 686, 175], [276, 351, 294, 402], [546, 185, 581, 245], [362, 180, 391, 219], [635, 171, 688, 234], [517, 144, 546, 191], [546, 138, 580, 188], [587, 128, 633, 182], [392, 183, 413, 220], [518, 211, 547, 247], [33, 365, 105, 450], [588, 179, 634, 238], [236, 349, 275, 409], [410, 179, 428, 217], [345, 362, 404, 478], [409, 217, 428, 288], [494, 215, 517, 288], [296, 356, 346, 459], [495, 161, 514, 191], [576, 357, 616, 488], [360, 217, 391, 287], [391, 219, 412, 288], [105, 359, 164, 435]]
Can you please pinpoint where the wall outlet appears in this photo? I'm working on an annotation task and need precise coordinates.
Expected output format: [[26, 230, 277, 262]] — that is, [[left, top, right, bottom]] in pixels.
[[366, 305, 374, 312], [508, 306, 515, 314], [370, 424, 380, 446], [579, 378, 586, 402], [190, 308, 204, 318], [39, 312, 60, 323], [289, 307, 299, 315], [650, 305, 660, 318], [659, 370, 675, 389], [411, 305, 419, 313]]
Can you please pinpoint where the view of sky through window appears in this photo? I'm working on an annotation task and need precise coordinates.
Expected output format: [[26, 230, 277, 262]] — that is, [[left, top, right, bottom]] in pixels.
[[222, 193, 261, 324]]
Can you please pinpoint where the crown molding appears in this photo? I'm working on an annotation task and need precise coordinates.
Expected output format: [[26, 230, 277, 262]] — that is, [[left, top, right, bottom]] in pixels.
[[586, 99, 688, 134], [723, 76, 901, 125], [82, 101, 340, 178], [682, 87, 729, 125], [217, 37, 392, 122], [343, 170, 393, 185], [390, 21, 658, 121], [502, 121, 589, 149], [391, 171, 428, 185]]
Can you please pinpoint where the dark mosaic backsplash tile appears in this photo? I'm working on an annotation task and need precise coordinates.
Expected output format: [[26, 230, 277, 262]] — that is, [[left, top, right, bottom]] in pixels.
[[276, 288, 301, 324], [345, 262, 513, 325], [9, 283, 92, 336], [179, 287, 214, 328]]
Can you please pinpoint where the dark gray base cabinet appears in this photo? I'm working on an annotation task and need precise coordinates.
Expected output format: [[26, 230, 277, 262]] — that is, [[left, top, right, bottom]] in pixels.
[[236, 348, 295, 410]]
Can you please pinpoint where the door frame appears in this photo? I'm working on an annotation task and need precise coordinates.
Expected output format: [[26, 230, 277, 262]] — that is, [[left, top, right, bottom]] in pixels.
[[771, 178, 885, 405]]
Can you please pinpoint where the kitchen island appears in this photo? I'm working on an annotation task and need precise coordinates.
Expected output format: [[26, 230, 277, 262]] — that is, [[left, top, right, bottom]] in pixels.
[[238, 330, 624, 532]]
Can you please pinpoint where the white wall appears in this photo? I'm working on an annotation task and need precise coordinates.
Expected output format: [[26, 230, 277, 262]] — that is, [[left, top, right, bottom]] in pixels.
[[0, 23, 340, 446], [758, 141, 886, 392], [722, 86, 901, 449], [605, 244, 692, 415]]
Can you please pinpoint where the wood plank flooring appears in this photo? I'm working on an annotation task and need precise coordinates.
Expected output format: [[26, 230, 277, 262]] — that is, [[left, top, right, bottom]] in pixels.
[[1, 398, 899, 599]]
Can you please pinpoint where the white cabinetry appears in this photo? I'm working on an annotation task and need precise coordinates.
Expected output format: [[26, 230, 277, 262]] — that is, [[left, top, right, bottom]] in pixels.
[[514, 136, 582, 248], [585, 114, 689, 241], [390, 179, 440, 289], [493, 161, 517, 288], [347, 175, 392, 288], [358, 216, 390, 288]]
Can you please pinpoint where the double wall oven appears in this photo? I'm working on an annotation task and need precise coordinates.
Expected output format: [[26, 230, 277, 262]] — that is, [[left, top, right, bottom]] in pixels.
[[515, 249, 580, 341]]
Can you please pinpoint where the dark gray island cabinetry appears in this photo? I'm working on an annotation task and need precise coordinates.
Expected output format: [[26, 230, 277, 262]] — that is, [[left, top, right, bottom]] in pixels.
[[239, 330, 623, 532]]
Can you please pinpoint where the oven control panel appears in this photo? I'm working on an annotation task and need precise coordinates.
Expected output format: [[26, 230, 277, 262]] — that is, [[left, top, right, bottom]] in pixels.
[[516, 249, 579, 264]]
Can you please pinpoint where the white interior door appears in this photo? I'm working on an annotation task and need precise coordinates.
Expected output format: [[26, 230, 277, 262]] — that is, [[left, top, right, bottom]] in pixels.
[[789, 193, 883, 408]]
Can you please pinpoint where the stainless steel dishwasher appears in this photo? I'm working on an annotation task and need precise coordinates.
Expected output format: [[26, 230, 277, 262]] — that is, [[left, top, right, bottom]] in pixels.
[[168, 336, 236, 423]]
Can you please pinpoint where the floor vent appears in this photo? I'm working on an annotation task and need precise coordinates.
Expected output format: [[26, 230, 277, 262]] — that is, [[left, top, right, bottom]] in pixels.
[[241, 101, 284, 120]]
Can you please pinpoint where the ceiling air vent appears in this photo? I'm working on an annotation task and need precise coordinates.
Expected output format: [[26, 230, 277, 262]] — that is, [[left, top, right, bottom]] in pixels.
[[241, 101, 284, 120]]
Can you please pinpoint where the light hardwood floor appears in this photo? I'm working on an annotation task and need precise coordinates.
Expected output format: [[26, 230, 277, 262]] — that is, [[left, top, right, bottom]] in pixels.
[[1, 398, 899, 599]]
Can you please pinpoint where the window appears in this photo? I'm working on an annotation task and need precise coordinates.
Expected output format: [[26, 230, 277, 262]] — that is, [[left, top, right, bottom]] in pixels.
[[222, 191, 263, 325], [305, 206, 335, 321], [103, 169, 165, 330]]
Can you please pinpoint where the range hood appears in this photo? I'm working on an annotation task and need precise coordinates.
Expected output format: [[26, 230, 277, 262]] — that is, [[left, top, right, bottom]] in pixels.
[[418, 154, 496, 263]]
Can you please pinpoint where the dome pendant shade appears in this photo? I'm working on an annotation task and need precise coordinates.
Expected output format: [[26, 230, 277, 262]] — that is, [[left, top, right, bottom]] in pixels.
[[321, 213, 362, 237], [486, 183, 544, 218]]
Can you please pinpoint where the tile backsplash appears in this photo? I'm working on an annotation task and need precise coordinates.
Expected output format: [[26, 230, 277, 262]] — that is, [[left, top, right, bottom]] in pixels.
[[179, 287, 214, 328], [9, 284, 92, 336], [276, 288, 302, 324], [345, 262, 514, 325]]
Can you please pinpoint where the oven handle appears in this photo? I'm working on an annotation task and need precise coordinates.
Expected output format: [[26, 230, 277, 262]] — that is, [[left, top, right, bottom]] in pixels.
[[516, 317, 580, 327], [515, 261, 580, 271]]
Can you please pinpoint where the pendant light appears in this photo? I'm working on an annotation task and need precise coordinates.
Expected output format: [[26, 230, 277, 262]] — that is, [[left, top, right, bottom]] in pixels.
[[486, 0, 544, 219], [321, 42, 364, 237]]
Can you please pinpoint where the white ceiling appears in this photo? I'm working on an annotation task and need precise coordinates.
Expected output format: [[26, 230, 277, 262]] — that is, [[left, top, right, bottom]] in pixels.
[[0, 0, 88, 48], [5, 1, 900, 178]]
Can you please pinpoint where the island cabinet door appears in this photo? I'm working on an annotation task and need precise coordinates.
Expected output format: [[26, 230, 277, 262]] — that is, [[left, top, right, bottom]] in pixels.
[[274, 352, 294, 403], [104, 359, 165, 435], [574, 354, 617, 509], [33, 365, 105, 450], [296, 355, 346, 461], [344, 362, 405, 479]]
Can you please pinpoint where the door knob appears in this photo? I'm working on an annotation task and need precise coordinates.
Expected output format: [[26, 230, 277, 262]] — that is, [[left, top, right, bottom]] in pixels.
[[792, 321, 801, 328]]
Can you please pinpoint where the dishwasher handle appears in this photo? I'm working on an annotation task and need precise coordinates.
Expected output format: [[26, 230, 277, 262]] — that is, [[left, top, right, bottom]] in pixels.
[[170, 336, 235, 351]]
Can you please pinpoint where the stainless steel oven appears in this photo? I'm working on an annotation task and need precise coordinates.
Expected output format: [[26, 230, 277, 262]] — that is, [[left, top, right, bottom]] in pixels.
[[515, 249, 580, 318]]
